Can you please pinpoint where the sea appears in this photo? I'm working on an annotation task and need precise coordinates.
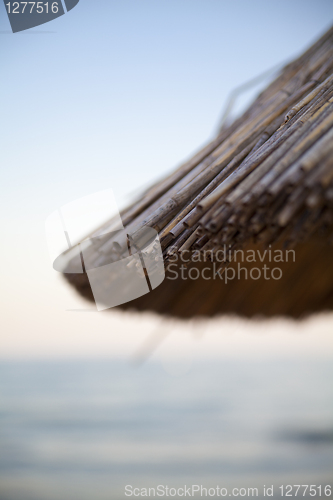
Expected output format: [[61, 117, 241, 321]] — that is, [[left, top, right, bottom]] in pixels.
[[0, 357, 332, 500]]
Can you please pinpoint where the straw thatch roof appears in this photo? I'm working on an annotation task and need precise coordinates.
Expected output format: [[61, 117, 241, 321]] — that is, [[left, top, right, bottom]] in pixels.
[[65, 26, 333, 318]]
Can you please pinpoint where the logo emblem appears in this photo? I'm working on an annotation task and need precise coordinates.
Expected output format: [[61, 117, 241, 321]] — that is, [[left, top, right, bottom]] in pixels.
[[45, 189, 165, 310], [3, 0, 80, 33]]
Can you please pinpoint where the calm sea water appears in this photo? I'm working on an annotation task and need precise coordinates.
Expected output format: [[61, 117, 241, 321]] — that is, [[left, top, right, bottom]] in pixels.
[[0, 358, 332, 500]]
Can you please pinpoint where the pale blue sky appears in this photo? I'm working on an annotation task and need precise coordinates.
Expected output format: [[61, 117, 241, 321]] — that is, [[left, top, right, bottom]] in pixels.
[[1, 0, 333, 215], [1, 0, 333, 356]]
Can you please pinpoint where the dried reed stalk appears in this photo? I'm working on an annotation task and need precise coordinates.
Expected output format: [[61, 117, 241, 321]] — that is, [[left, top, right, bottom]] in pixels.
[[64, 26, 333, 315]]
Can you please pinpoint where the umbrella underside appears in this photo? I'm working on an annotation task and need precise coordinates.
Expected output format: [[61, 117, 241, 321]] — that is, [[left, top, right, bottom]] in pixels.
[[64, 26, 333, 318]]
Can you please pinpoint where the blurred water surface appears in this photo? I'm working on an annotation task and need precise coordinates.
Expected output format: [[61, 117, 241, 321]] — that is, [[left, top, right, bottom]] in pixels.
[[0, 357, 332, 500]]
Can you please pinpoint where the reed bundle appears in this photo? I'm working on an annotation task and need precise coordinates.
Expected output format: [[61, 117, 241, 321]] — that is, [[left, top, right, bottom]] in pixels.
[[65, 26, 333, 318]]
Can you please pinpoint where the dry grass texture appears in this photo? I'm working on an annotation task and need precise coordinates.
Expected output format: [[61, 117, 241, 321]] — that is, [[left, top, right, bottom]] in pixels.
[[65, 26, 333, 318]]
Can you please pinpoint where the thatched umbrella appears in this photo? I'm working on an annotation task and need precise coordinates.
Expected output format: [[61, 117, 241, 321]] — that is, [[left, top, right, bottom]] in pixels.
[[64, 26, 333, 318]]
